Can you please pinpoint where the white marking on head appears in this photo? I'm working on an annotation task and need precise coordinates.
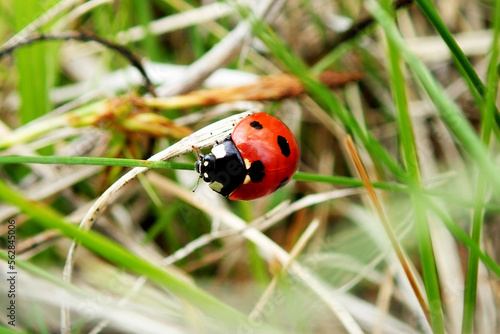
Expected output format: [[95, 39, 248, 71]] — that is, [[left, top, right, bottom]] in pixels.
[[204, 172, 209, 179], [244, 158, 251, 169], [203, 160, 209, 167], [211, 144, 227, 159]]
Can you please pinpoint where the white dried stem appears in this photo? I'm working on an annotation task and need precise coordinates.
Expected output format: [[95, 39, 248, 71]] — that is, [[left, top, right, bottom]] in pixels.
[[162, 188, 360, 265], [60, 110, 256, 333], [116, 3, 234, 44], [156, 0, 283, 97], [146, 173, 365, 334], [249, 219, 320, 321]]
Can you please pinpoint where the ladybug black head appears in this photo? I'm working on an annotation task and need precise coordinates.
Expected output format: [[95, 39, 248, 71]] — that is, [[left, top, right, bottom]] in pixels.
[[195, 153, 217, 183]]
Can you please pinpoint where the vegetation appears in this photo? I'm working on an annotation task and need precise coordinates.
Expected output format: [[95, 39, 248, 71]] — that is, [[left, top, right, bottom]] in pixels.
[[0, 0, 498, 333]]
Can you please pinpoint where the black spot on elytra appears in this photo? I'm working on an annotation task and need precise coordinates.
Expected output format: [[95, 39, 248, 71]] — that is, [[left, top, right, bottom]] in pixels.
[[277, 136, 290, 157], [276, 177, 289, 191], [248, 160, 265, 183], [249, 121, 263, 130]]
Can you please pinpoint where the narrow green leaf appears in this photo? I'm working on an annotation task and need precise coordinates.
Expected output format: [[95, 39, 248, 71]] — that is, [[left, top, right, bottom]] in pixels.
[[0, 178, 255, 329], [13, 0, 56, 124], [462, 0, 500, 332], [365, 0, 500, 197], [382, 0, 443, 330], [0, 155, 193, 170], [414, 0, 487, 105], [131, 0, 162, 61], [245, 16, 404, 179]]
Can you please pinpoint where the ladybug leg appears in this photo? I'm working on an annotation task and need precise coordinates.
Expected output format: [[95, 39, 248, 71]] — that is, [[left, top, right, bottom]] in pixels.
[[215, 135, 231, 146], [192, 146, 203, 193], [192, 177, 202, 193]]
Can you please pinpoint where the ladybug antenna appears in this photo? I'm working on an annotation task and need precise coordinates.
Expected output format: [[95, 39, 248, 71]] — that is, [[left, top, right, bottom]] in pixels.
[[192, 145, 201, 160]]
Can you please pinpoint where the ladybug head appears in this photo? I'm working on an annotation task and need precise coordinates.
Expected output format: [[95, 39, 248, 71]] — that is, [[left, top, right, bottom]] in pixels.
[[195, 152, 216, 183]]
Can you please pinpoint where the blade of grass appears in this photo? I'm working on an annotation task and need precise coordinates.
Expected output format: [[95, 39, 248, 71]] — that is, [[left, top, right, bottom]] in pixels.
[[4, 155, 500, 213], [382, 0, 444, 331], [365, 0, 500, 198], [423, 198, 500, 278], [294, 172, 405, 191], [462, 0, 500, 332], [131, 0, 163, 61], [0, 178, 265, 331], [238, 6, 405, 179], [0, 155, 404, 190], [13, 0, 55, 124], [0, 155, 193, 170], [345, 135, 431, 326], [414, 0, 494, 113], [0, 324, 27, 334]]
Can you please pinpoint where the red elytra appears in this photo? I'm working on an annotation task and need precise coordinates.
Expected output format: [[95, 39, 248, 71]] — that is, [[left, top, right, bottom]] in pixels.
[[228, 113, 300, 200]]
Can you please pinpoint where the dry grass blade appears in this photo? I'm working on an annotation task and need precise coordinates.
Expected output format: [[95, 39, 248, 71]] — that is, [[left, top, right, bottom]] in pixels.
[[116, 3, 234, 43], [344, 135, 430, 324], [146, 173, 365, 334], [60, 110, 256, 332], [0, 31, 156, 96], [163, 188, 361, 265], [146, 71, 363, 109], [249, 219, 320, 321]]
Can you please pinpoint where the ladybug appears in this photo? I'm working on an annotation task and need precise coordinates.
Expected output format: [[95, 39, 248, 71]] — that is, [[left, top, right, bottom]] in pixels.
[[195, 113, 300, 200]]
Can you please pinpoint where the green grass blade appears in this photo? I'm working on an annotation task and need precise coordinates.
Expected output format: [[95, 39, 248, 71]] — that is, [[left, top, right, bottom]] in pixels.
[[0, 324, 27, 334], [293, 172, 405, 191], [131, 0, 163, 61], [13, 0, 54, 124], [462, 177, 487, 333], [0, 155, 193, 170], [0, 178, 255, 330], [462, 0, 500, 332], [365, 0, 500, 196], [425, 198, 500, 277], [414, 0, 485, 104], [383, 0, 443, 329], [246, 17, 404, 179]]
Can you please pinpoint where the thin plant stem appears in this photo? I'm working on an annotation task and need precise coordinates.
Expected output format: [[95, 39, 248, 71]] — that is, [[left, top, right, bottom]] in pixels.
[[0, 155, 193, 170], [345, 135, 431, 325]]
